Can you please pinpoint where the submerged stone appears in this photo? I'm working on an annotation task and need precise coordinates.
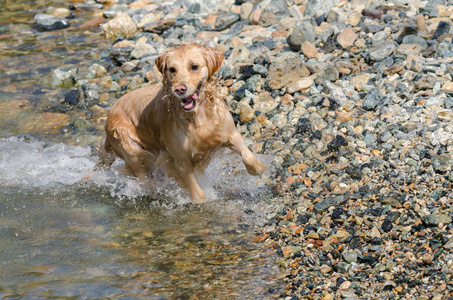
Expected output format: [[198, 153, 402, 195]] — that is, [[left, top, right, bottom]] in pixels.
[[34, 14, 70, 31]]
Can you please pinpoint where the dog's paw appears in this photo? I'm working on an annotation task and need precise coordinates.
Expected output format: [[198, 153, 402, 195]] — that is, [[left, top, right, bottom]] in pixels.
[[191, 192, 206, 204], [245, 159, 266, 176]]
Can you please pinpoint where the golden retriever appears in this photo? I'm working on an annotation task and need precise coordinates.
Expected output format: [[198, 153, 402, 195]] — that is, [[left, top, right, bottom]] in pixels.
[[98, 43, 266, 203]]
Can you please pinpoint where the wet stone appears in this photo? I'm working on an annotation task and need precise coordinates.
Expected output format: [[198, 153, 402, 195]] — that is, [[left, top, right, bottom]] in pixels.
[[63, 85, 99, 108], [102, 12, 137, 40], [131, 43, 156, 59], [34, 14, 70, 31], [44, 68, 76, 88], [72, 118, 92, 132], [103, 4, 127, 18]]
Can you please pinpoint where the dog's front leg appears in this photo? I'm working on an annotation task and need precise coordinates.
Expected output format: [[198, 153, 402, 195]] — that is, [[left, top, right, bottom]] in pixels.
[[229, 132, 266, 175], [174, 160, 205, 203]]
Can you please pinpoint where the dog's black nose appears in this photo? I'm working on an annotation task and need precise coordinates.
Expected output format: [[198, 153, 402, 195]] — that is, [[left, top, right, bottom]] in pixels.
[[174, 84, 187, 95]]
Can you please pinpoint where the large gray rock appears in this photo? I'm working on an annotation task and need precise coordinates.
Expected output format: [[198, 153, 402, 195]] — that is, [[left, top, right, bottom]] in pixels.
[[64, 85, 99, 109], [33, 14, 70, 31], [41, 68, 77, 88]]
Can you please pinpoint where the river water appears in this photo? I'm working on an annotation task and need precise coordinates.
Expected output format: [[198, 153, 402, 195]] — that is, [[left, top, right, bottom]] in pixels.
[[0, 1, 281, 298]]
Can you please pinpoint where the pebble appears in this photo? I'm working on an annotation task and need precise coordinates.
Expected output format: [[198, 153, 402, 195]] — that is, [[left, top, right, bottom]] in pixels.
[[259, 0, 290, 27], [337, 27, 357, 49], [369, 40, 396, 61], [319, 264, 332, 275], [286, 22, 315, 51], [131, 43, 156, 59], [362, 8, 382, 19], [301, 41, 317, 58]]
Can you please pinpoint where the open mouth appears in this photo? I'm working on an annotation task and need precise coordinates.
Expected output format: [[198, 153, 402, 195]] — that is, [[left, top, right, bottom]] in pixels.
[[181, 85, 201, 111]]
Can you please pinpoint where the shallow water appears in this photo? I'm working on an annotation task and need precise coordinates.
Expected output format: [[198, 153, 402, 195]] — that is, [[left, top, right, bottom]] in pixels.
[[0, 0, 111, 144], [0, 138, 280, 299], [0, 1, 281, 298]]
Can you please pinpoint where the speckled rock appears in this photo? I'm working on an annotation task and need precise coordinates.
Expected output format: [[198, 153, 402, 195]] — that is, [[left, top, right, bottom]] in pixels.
[[268, 56, 310, 90], [102, 12, 137, 40]]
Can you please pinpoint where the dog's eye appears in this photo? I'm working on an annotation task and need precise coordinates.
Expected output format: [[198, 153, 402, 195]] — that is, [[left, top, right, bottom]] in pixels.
[[191, 65, 198, 71], [169, 67, 176, 73]]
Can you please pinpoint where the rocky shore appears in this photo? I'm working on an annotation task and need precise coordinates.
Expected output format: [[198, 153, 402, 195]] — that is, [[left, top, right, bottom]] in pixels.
[[37, 0, 453, 298]]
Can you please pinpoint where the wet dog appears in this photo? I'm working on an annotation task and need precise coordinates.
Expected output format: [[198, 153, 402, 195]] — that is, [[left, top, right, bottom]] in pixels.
[[98, 43, 266, 203]]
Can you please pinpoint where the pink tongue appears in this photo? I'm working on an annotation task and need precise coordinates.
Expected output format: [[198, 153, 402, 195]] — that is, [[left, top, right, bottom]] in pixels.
[[183, 92, 198, 110], [183, 100, 194, 110]]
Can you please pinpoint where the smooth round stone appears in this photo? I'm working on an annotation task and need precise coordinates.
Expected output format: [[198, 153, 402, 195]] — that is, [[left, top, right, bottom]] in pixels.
[[34, 14, 70, 31]]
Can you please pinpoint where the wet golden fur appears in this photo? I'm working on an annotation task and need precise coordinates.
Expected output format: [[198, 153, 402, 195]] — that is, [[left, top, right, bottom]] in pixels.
[[98, 43, 266, 202]]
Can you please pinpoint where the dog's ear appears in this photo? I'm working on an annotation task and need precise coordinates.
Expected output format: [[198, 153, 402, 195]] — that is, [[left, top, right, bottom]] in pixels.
[[204, 47, 224, 77], [155, 52, 169, 75]]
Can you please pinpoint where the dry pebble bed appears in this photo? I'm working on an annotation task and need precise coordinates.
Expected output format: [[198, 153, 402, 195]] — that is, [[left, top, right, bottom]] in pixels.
[[37, 0, 453, 298]]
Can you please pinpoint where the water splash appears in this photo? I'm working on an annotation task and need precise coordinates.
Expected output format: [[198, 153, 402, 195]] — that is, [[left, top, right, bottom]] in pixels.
[[0, 136, 272, 208], [0, 136, 95, 187]]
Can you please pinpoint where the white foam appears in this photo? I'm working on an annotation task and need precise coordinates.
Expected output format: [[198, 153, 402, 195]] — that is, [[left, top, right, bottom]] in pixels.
[[0, 136, 96, 187], [0, 136, 272, 205]]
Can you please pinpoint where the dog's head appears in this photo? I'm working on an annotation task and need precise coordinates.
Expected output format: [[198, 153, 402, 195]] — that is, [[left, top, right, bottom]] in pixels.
[[155, 43, 224, 112]]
